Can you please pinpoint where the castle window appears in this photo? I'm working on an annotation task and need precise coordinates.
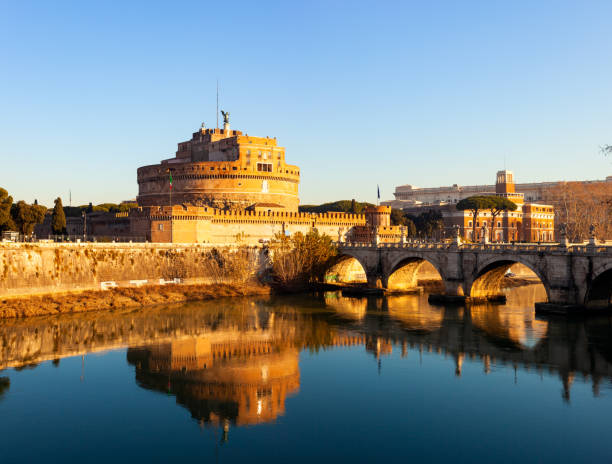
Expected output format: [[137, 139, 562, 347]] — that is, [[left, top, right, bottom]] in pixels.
[[257, 163, 272, 172], [158, 224, 164, 231], [232, 166, 237, 171], [210, 167, 215, 171]]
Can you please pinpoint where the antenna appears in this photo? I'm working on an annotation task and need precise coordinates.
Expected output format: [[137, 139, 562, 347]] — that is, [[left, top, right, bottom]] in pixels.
[[216, 79, 219, 129], [69, 189, 72, 207]]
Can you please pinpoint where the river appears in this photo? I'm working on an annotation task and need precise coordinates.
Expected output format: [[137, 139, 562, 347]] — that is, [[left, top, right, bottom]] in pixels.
[[1, 285, 611, 463]]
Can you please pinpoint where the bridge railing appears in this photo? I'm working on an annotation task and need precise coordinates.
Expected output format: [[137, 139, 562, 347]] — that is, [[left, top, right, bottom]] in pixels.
[[336, 240, 612, 254]]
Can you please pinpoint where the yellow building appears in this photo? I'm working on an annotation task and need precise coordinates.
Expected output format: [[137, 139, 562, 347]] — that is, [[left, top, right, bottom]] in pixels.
[[137, 116, 300, 211], [403, 170, 556, 243]]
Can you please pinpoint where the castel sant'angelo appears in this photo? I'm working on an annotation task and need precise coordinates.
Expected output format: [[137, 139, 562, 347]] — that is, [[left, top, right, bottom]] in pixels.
[[90, 113, 395, 244], [137, 112, 301, 211]]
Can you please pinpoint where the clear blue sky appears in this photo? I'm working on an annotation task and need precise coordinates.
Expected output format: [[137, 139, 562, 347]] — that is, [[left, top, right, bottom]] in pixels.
[[1, 0, 611, 208]]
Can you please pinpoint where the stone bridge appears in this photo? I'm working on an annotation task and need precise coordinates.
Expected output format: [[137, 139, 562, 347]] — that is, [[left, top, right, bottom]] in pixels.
[[333, 241, 612, 308]]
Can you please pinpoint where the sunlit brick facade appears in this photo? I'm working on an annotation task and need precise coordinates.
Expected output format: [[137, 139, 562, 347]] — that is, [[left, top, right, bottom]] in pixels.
[[137, 123, 300, 211], [403, 171, 556, 243]]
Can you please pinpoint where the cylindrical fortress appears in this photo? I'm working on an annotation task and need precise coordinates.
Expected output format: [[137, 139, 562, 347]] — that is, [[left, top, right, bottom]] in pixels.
[[364, 205, 391, 227], [136, 126, 300, 211]]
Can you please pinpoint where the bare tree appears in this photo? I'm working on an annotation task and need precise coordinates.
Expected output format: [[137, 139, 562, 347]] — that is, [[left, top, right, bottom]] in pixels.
[[543, 181, 612, 241]]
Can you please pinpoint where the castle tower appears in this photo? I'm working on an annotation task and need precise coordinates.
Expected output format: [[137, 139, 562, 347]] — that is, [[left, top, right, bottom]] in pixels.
[[136, 119, 300, 211], [496, 170, 516, 194], [364, 206, 391, 227]]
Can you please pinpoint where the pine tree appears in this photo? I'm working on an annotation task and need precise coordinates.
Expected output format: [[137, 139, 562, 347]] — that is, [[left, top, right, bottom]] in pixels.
[[0, 188, 13, 232], [52, 197, 67, 235], [11, 201, 46, 235]]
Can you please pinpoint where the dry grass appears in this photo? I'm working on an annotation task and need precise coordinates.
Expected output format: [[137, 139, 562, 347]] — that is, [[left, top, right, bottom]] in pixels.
[[0, 283, 270, 319]]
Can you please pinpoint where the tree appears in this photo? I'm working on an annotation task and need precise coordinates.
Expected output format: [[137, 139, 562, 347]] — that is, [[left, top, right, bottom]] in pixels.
[[543, 181, 612, 241], [299, 200, 374, 214], [0, 188, 14, 232], [456, 196, 496, 241], [270, 229, 337, 285], [407, 209, 444, 239], [387, 209, 418, 237], [10, 201, 46, 236], [390, 208, 407, 226], [404, 218, 417, 237], [488, 197, 517, 242], [52, 197, 67, 235]]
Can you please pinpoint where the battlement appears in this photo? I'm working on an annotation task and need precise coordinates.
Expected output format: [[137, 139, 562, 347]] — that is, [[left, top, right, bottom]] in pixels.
[[126, 205, 366, 225], [197, 128, 243, 137]]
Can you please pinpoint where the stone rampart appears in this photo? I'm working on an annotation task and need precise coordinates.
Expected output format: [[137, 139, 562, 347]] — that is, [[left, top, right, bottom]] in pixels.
[[123, 205, 367, 244], [0, 242, 257, 298]]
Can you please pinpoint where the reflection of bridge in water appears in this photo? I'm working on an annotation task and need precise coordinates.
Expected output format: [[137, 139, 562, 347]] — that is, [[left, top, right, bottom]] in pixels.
[[324, 287, 612, 400], [1, 290, 611, 425]]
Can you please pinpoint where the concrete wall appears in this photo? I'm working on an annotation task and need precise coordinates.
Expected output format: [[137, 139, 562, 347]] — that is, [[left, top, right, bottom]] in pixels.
[[0, 242, 259, 298]]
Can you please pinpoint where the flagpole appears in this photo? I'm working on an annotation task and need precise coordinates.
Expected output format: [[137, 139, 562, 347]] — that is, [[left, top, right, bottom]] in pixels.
[[216, 79, 219, 129]]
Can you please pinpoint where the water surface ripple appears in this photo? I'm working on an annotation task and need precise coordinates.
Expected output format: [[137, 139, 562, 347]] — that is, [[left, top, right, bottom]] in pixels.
[[1, 286, 611, 463]]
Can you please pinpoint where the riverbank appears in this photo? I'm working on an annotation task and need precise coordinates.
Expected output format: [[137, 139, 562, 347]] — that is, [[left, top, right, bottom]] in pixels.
[[0, 275, 543, 320], [0, 282, 270, 319]]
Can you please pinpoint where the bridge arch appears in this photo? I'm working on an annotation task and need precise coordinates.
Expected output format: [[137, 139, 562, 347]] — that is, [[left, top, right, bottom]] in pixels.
[[468, 257, 550, 302], [386, 254, 445, 291], [325, 253, 368, 284], [585, 264, 612, 308]]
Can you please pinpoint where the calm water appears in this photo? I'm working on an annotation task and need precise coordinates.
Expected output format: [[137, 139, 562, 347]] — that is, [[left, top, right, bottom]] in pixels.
[[1, 286, 612, 463]]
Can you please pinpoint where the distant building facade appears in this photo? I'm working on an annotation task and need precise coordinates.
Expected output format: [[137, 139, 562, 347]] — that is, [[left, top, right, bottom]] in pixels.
[[400, 171, 556, 242], [384, 174, 612, 209]]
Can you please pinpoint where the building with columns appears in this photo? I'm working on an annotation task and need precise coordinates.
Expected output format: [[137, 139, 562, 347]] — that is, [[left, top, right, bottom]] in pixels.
[[383, 173, 611, 209]]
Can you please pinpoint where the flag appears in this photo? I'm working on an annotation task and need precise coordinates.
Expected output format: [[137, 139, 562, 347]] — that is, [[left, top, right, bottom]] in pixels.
[[169, 172, 173, 190], [377, 185, 380, 200]]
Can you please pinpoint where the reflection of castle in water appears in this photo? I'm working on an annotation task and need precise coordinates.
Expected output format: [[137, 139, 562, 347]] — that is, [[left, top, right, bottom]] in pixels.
[[126, 331, 366, 431], [127, 335, 300, 427], [2, 287, 612, 416]]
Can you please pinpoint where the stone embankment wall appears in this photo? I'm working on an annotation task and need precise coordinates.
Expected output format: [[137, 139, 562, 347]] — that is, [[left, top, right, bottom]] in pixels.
[[0, 242, 261, 298]]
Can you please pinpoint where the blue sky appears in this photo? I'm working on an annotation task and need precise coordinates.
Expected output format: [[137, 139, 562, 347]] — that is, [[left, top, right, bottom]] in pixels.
[[1, 0, 611, 207]]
